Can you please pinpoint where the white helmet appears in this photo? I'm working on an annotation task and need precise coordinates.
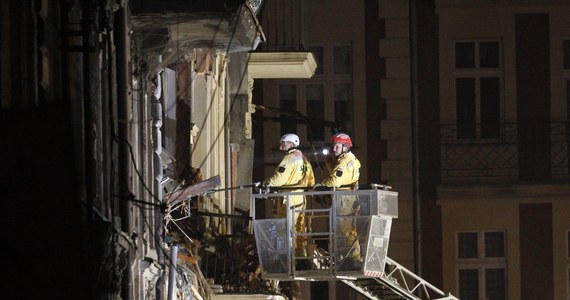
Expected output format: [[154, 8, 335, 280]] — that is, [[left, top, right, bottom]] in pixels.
[[280, 133, 300, 147]]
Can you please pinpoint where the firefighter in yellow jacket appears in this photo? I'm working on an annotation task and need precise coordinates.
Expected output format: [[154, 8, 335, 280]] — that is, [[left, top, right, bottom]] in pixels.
[[263, 133, 315, 257], [316, 133, 362, 264]]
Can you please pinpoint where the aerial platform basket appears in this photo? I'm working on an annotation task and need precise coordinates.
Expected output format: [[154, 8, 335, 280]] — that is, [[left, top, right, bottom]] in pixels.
[[252, 186, 398, 281]]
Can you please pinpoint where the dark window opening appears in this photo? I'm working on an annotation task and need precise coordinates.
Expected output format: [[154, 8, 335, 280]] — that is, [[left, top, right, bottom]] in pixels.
[[459, 269, 479, 300], [485, 268, 506, 300], [484, 231, 505, 258], [458, 232, 478, 258], [456, 78, 476, 139], [480, 77, 501, 138], [334, 83, 352, 133], [480, 41, 500, 68], [456, 42, 475, 69], [280, 85, 297, 136], [306, 84, 325, 141], [333, 45, 351, 74]]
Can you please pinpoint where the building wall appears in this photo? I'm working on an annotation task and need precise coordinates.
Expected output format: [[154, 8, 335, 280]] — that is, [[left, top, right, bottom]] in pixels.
[[553, 198, 570, 300], [439, 184, 570, 299], [437, 2, 570, 299], [439, 186, 521, 299], [438, 2, 570, 124], [378, 0, 416, 271]]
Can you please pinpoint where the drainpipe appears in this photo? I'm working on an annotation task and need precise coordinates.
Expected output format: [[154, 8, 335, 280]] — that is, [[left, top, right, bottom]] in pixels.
[[115, 3, 132, 299], [167, 243, 178, 300], [409, 0, 422, 277], [225, 57, 230, 230], [226, 125, 232, 235]]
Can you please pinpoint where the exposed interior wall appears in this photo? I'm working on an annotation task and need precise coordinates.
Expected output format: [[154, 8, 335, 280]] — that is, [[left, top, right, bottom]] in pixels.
[[192, 53, 228, 219], [228, 51, 255, 213]]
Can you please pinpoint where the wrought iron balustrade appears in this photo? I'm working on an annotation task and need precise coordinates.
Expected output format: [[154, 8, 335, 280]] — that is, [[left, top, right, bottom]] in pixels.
[[440, 122, 569, 182]]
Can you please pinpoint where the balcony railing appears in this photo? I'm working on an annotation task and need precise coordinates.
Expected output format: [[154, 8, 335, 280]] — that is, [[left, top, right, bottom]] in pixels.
[[440, 122, 569, 182]]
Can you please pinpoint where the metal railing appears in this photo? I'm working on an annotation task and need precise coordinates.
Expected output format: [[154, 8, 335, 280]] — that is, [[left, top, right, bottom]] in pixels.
[[252, 187, 398, 280], [440, 122, 569, 181], [164, 186, 272, 294]]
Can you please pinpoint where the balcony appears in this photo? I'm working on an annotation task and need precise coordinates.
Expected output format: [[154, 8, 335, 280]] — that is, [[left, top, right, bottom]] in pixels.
[[247, 51, 317, 79], [440, 122, 569, 183]]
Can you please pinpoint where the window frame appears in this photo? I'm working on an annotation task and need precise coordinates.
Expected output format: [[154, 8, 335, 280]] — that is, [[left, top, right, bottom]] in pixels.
[[278, 84, 299, 136], [453, 39, 504, 140], [276, 42, 354, 145], [456, 230, 507, 300], [304, 82, 326, 141]]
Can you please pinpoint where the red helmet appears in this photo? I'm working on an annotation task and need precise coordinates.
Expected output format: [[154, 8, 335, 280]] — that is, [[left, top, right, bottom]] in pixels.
[[331, 133, 352, 148]]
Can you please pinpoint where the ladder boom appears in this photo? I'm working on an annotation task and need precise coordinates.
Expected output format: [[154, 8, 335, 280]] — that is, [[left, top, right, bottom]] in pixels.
[[343, 256, 459, 300]]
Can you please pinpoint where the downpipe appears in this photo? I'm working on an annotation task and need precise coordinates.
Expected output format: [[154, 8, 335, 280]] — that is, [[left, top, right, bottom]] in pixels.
[[410, 0, 422, 278], [167, 244, 179, 300]]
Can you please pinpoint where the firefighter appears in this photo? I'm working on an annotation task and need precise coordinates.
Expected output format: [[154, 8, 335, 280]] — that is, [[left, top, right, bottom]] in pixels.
[[314, 132, 362, 265], [263, 133, 315, 259]]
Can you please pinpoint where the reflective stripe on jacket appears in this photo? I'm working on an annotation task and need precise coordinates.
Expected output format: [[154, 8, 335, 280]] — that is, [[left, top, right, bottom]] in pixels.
[[321, 151, 360, 189], [264, 148, 315, 189]]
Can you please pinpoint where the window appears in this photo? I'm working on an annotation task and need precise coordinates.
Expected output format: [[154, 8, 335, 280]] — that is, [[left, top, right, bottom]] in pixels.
[[334, 83, 353, 134], [454, 40, 502, 139], [277, 43, 353, 144], [457, 231, 507, 300], [306, 84, 325, 140], [279, 85, 297, 136], [333, 45, 351, 74], [458, 232, 478, 258]]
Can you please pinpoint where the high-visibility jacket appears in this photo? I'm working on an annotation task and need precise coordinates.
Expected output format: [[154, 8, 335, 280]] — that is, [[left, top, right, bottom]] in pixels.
[[322, 151, 362, 260], [321, 151, 360, 189], [264, 148, 315, 189], [264, 148, 314, 252]]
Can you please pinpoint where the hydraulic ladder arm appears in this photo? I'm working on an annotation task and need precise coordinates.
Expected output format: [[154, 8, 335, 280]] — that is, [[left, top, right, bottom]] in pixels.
[[342, 257, 459, 300]]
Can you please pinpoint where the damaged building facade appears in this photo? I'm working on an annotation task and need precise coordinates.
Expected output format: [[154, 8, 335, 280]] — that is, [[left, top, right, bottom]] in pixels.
[[1, 0, 291, 299]]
